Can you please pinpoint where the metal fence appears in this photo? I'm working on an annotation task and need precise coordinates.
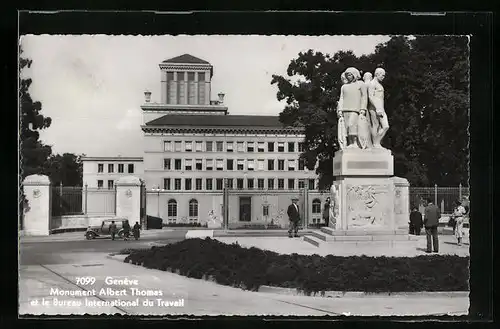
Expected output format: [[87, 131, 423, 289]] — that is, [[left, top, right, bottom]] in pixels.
[[51, 184, 116, 217], [51, 186, 84, 216], [409, 185, 469, 214]]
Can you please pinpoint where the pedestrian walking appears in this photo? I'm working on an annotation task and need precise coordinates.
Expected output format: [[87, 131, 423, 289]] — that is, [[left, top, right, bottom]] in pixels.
[[409, 206, 423, 235], [452, 200, 466, 246], [287, 197, 301, 238], [424, 198, 441, 253], [322, 197, 331, 227], [133, 221, 141, 240], [461, 196, 470, 220], [122, 220, 131, 241], [109, 221, 117, 241]]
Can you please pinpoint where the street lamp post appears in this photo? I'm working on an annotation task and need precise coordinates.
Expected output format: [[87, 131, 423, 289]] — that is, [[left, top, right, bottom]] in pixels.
[[157, 189, 160, 218]]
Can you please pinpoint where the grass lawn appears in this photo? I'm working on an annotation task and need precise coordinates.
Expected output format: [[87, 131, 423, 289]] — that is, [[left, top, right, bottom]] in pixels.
[[123, 238, 469, 294]]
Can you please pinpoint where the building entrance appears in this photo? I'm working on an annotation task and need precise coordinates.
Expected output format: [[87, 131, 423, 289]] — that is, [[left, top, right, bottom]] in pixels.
[[239, 196, 251, 222]]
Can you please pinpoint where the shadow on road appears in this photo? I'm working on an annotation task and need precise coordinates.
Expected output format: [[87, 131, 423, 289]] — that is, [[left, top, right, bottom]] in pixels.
[[443, 241, 469, 246]]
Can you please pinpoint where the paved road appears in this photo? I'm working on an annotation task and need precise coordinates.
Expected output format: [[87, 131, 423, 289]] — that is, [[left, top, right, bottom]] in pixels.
[[18, 230, 469, 316], [20, 230, 187, 265]]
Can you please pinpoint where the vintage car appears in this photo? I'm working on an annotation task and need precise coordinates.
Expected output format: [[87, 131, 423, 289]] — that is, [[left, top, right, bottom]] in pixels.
[[85, 218, 129, 240]]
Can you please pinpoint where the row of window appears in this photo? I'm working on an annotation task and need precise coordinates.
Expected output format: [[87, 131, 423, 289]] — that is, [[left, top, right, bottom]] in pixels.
[[164, 141, 305, 153], [97, 163, 135, 174], [166, 199, 199, 217], [166, 72, 206, 105], [163, 158, 308, 171], [162, 178, 317, 191], [97, 180, 114, 189], [164, 198, 325, 219]]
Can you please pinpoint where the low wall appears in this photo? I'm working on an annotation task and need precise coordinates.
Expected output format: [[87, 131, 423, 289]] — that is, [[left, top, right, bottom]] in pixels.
[[50, 215, 124, 233]]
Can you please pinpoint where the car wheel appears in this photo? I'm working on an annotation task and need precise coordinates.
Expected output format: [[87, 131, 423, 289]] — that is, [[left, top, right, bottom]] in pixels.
[[118, 231, 124, 238], [85, 232, 95, 240]]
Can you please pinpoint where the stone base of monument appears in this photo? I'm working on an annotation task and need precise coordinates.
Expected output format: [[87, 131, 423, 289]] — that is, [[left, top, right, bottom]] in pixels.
[[332, 148, 394, 177], [318, 147, 411, 248], [304, 226, 421, 247]]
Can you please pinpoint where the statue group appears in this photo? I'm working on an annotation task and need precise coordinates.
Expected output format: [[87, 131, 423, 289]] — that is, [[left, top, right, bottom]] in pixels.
[[337, 67, 389, 150]]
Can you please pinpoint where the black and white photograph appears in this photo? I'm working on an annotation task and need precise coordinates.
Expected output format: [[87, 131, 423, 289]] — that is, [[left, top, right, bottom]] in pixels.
[[19, 32, 471, 317]]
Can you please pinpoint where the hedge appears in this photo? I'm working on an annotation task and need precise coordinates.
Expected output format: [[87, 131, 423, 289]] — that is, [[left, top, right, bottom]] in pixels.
[[123, 238, 469, 294], [162, 222, 208, 228]]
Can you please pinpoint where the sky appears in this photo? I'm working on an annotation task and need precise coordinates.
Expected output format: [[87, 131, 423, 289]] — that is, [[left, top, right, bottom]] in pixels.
[[20, 35, 391, 157]]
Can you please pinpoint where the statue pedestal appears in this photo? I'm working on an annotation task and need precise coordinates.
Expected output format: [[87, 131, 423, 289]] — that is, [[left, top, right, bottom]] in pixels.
[[331, 148, 409, 233], [333, 148, 394, 177]]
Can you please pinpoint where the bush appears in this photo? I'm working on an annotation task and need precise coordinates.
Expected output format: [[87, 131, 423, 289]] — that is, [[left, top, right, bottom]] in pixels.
[[124, 238, 469, 293], [308, 223, 327, 229], [162, 222, 208, 228], [118, 248, 150, 255], [233, 224, 283, 229]]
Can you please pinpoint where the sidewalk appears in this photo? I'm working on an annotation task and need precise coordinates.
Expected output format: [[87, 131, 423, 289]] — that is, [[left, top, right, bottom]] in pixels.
[[214, 234, 470, 257], [19, 229, 173, 243], [19, 252, 469, 316]]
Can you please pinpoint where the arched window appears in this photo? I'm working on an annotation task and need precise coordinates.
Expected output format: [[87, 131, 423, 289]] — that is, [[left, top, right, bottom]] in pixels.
[[167, 199, 177, 217], [189, 199, 198, 217], [312, 198, 321, 214]]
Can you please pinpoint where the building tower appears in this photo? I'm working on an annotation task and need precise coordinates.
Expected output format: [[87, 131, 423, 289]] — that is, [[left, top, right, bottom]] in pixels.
[[141, 54, 228, 124]]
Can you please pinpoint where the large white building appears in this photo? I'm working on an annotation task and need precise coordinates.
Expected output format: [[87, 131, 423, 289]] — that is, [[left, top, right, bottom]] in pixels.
[[140, 54, 325, 227], [82, 156, 144, 189], [83, 54, 328, 227]]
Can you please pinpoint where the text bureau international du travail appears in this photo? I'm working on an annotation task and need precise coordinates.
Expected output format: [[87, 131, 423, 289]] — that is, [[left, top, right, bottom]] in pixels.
[[31, 297, 185, 308], [28, 287, 186, 308]]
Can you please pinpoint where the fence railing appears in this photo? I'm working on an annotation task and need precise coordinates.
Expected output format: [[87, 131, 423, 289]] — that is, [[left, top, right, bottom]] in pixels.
[[51, 186, 84, 216], [409, 185, 469, 214], [51, 184, 117, 217]]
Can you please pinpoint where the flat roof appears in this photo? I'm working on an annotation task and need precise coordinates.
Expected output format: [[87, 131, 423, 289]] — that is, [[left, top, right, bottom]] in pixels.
[[146, 114, 291, 128], [82, 156, 143, 162]]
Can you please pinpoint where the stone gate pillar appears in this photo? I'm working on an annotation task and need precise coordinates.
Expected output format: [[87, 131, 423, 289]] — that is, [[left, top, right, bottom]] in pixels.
[[115, 176, 141, 224], [22, 175, 51, 236]]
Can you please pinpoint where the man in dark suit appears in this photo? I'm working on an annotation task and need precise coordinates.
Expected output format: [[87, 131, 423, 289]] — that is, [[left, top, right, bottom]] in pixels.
[[424, 198, 441, 253], [409, 206, 423, 235], [287, 197, 301, 238]]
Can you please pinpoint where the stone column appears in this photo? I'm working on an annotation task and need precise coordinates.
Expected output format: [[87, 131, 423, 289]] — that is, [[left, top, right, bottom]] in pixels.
[[194, 71, 199, 105], [115, 176, 142, 224], [181, 72, 189, 104], [393, 176, 410, 230], [160, 70, 167, 104], [22, 175, 51, 236], [173, 72, 178, 105], [205, 70, 210, 105]]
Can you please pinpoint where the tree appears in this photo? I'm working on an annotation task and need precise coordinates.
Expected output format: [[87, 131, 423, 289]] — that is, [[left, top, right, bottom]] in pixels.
[[45, 153, 84, 186], [20, 48, 53, 230], [20, 48, 53, 178], [411, 36, 470, 186], [271, 36, 469, 188]]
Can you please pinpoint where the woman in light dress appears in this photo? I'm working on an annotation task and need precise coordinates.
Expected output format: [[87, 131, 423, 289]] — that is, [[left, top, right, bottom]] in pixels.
[[452, 200, 466, 246]]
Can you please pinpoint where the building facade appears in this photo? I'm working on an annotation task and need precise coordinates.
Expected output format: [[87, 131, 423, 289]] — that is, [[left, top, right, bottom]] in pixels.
[[82, 156, 144, 189], [139, 54, 326, 228]]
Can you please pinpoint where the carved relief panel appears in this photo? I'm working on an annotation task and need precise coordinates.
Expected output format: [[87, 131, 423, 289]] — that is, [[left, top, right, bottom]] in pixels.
[[345, 184, 391, 229]]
